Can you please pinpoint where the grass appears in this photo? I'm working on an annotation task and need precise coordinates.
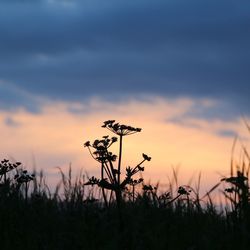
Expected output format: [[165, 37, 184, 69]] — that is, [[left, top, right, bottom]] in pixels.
[[0, 161, 250, 250], [0, 120, 250, 250]]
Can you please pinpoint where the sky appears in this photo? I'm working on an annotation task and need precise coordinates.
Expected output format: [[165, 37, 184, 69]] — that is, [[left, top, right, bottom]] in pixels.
[[0, 0, 250, 194]]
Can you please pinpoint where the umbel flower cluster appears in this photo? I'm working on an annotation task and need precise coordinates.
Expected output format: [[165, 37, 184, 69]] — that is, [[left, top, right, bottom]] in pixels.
[[0, 159, 35, 185], [0, 159, 35, 202], [101, 120, 142, 135], [0, 159, 21, 182], [14, 170, 35, 184], [84, 136, 118, 163], [84, 120, 151, 206]]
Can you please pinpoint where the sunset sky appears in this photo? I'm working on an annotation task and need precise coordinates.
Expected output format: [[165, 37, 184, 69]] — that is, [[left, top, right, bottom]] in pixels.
[[0, 0, 250, 193]]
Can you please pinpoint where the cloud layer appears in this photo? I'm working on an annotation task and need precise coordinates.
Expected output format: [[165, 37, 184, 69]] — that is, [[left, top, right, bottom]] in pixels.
[[0, 0, 249, 116]]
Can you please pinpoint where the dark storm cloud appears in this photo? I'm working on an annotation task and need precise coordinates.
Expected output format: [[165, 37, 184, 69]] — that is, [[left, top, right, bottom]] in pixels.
[[0, 0, 249, 116]]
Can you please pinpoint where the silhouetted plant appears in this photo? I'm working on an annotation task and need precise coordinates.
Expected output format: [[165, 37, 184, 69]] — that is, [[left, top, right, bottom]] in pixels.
[[0, 159, 22, 198], [14, 169, 35, 203], [0, 159, 21, 185], [84, 120, 151, 208], [56, 166, 87, 206], [219, 121, 250, 220], [125, 177, 144, 203], [1, 141, 250, 249], [222, 170, 249, 219]]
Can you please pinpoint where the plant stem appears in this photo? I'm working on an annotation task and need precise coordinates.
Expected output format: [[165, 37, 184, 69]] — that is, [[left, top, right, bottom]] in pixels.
[[117, 135, 123, 186], [101, 163, 108, 208], [116, 135, 123, 209], [25, 182, 28, 204], [132, 185, 135, 203]]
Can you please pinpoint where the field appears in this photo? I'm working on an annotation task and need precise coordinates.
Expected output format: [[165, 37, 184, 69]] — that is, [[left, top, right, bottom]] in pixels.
[[1, 121, 250, 250]]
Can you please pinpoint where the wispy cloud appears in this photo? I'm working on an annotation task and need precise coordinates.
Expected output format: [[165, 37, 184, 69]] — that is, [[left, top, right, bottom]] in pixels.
[[0, 81, 42, 112]]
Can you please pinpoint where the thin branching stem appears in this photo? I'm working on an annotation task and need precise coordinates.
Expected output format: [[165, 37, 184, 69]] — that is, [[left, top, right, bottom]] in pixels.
[[131, 159, 146, 174], [87, 147, 97, 161], [101, 163, 108, 207], [117, 135, 123, 185], [103, 161, 114, 183]]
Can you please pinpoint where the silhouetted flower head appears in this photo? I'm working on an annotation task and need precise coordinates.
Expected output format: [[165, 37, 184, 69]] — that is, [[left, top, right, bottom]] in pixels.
[[0, 159, 21, 176], [84, 136, 117, 163], [138, 166, 144, 171], [111, 137, 118, 143], [128, 178, 143, 186], [102, 120, 141, 136], [126, 166, 133, 177], [84, 141, 91, 147], [84, 176, 100, 186], [85, 177, 115, 190], [142, 184, 153, 192], [142, 153, 151, 161], [85, 136, 117, 149], [14, 170, 35, 184], [221, 171, 248, 187], [178, 186, 191, 195], [109, 153, 117, 162], [102, 120, 116, 128]]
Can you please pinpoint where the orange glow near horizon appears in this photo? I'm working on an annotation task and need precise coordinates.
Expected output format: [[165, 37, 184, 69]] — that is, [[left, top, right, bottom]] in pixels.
[[0, 96, 249, 195]]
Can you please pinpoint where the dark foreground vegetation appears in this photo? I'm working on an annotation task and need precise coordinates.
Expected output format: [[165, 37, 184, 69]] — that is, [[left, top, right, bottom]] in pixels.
[[1, 121, 250, 250]]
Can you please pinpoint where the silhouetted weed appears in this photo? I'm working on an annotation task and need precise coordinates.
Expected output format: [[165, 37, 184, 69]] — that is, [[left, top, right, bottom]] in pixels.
[[84, 120, 151, 211], [0, 121, 250, 249]]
